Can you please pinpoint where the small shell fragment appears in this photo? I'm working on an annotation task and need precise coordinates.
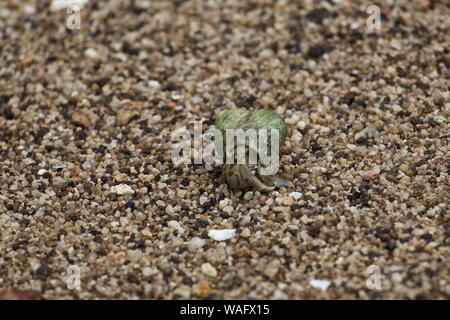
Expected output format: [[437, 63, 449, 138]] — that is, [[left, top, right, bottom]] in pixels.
[[50, 0, 89, 11], [208, 229, 236, 241], [309, 279, 332, 291]]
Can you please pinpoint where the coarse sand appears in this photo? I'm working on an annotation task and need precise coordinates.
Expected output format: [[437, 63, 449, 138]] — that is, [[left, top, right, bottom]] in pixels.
[[0, 0, 449, 299]]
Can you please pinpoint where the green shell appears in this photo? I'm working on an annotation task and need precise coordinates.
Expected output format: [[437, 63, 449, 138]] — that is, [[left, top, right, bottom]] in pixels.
[[215, 108, 287, 142]]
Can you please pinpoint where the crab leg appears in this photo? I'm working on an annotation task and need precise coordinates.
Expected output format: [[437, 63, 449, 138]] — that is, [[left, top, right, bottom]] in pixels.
[[238, 164, 274, 192]]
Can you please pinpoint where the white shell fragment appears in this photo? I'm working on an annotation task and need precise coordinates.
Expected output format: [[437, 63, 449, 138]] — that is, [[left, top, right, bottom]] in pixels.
[[208, 229, 236, 241], [50, 0, 89, 11], [309, 279, 332, 291]]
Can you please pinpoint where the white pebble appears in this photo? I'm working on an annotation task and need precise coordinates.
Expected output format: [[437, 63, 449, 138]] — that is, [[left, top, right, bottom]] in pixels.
[[30, 263, 41, 271], [119, 217, 128, 227], [151, 114, 162, 123], [148, 80, 160, 88], [309, 279, 331, 291], [297, 120, 306, 130], [84, 48, 98, 59], [51, 0, 89, 11], [110, 184, 134, 195], [241, 227, 251, 238], [285, 114, 300, 125], [53, 163, 65, 170], [291, 131, 303, 144], [187, 237, 205, 250], [223, 206, 233, 214], [165, 205, 177, 215], [37, 169, 47, 176], [201, 263, 217, 277], [110, 96, 121, 108], [82, 160, 92, 169], [199, 196, 208, 206], [142, 267, 158, 277], [24, 5, 36, 15], [168, 220, 184, 234], [173, 285, 191, 299], [218, 199, 228, 209], [167, 220, 179, 229], [110, 221, 119, 228], [208, 229, 236, 241], [289, 192, 302, 200], [390, 39, 402, 51], [171, 91, 183, 100]]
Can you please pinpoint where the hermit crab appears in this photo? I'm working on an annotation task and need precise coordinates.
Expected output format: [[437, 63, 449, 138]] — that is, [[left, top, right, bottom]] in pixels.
[[215, 108, 291, 192]]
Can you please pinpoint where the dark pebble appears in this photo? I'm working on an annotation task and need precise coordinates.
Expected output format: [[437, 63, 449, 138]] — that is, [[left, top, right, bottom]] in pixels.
[[307, 44, 331, 59], [306, 8, 330, 24], [3, 107, 14, 120], [180, 177, 190, 186]]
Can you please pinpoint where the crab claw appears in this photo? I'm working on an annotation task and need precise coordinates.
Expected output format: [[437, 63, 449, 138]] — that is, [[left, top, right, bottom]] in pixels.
[[273, 176, 293, 188]]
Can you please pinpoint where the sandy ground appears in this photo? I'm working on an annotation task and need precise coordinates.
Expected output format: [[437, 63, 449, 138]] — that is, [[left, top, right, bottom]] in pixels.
[[0, 0, 449, 299]]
